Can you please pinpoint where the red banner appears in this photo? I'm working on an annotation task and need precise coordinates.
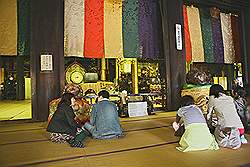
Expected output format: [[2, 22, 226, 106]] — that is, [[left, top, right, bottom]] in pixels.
[[84, 0, 104, 58], [183, 5, 192, 62]]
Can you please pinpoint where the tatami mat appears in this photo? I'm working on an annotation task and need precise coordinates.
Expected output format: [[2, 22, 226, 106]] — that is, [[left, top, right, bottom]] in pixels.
[[0, 112, 250, 167], [0, 100, 32, 121]]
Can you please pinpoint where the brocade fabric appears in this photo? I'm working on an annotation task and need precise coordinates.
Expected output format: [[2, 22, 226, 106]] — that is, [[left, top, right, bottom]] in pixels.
[[64, 0, 84, 57], [138, 0, 159, 59], [84, 0, 104, 58], [18, 0, 30, 56], [122, 0, 140, 58], [0, 0, 17, 55], [231, 15, 241, 62], [211, 10, 224, 63], [220, 13, 235, 64], [187, 6, 204, 62], [199, 8, 214, 63], [104, 0, 123, 58], [183, 5, 192, 62]]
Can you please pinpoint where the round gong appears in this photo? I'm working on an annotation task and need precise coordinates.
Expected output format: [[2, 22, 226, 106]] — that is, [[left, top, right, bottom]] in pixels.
[[65, 63, 85, 84]]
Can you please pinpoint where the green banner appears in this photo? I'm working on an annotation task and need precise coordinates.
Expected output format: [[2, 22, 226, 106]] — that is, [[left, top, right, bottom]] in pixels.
[[122, 0, 140, 58], [18, 0, 30, 56], [199, 7, 214, 63]]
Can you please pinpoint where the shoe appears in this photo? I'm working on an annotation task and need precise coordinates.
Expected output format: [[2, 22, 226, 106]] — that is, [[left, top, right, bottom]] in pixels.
[[70, 140, 84, 148], [241, 135, 248, 144], [66, 138, 75, 145]]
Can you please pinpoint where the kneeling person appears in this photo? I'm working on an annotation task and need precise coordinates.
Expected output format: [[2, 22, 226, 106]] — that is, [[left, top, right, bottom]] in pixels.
[[84, 90, 123, 139], [174, 95, 219, 152]]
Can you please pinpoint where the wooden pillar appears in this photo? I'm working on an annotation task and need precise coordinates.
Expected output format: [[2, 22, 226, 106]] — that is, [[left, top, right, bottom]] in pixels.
[[160, 0, 185, 111], [30, 0, 64, 121], [16, 55, 25, 100], [241, 8, 250, 93]]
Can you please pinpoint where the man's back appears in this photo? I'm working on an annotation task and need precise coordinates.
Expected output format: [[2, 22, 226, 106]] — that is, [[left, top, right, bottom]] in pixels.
[[87, 99, 123, 139]]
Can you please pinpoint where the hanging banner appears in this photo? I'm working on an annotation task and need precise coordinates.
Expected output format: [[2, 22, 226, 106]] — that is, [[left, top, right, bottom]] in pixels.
[[104, 0, 123, 58], [231, 15, 241, 62], [211, 7, 224, 63], [64, 0, 84, 57], [187, 6, 204, 62], [122, 0, 140, 58], [199, 7, 214, 63], [0, 0, 17, 55], [139, 0, 159, 59], [221, 13, 235, 63], [183, 5, 192, 62], [84, 0, 104, 58], [18, 0, 30, 56]]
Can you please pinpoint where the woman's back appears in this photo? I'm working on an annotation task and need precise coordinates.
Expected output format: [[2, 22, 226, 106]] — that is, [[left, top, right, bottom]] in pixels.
[[208, 94, 243, 128], [177, 105, 206, 127]]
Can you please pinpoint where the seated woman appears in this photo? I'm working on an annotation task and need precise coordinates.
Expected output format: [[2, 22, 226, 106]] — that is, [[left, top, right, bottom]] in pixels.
[[207, 84, 245, 149], [48, 83, 90, 125], [173, 95, 219, 152], [47, 93, 88, 148]]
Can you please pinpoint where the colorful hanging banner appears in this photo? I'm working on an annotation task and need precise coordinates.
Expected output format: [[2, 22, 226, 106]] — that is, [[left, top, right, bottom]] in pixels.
[[18, 0, 30, 56], [0, 0, 17, 55], [84, 0, 104, 58], [122, 0, 140, 58], [220, 13, 235, 63], [64, 0, 84, 57], [199, 7, 214, 63], [104, 0, 123, 58], [187, 6, 204, 62], [211, 8, 224, 63], [151, 0, 161, 59], [183, 5, 192, 62], [231, 15, 241, 62], [139, 0, 158, 59]]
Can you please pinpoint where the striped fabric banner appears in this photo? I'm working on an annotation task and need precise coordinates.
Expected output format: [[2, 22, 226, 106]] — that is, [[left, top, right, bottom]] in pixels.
[[199, 7, 214, 63], [220, 13, 235, 63], [18, 0, 30, 56], [64, 0, 84, 57], [186, 6, 204, 62], [183, 5, 192, 62], [0, 0, 17, 55], [104, 0, 123, 58], [231, 15, 241, 62], [122, 0, 140, 58], [84, 0, 104, 58]]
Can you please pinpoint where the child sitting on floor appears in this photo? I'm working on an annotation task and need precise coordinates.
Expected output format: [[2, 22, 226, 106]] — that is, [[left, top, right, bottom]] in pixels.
[[173, 95, 219, 152]]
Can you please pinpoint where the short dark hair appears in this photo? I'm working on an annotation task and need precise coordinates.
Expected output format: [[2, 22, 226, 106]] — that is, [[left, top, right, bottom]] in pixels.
[[180, 95, 194, 107], [59, 93, 74, 106], [234, 86, 247, 98], [98, 90, 110, 99], [209, 84, 225, 98]]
